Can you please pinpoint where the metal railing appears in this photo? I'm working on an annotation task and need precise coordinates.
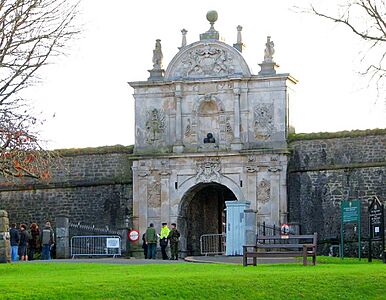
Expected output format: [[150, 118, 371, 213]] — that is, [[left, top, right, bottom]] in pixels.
[[200, 233, 226, 256], [70, 235, 121, 258]]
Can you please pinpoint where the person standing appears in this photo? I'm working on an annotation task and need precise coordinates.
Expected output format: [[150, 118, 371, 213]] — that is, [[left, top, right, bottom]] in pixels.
[[145, 223, 157, 259], [19, 224, 29, 261], [159, 222, 170, 260], [9, 223, 19, 262], [41, 221, 54, 260], [142, 233, 148, 259], [168, 223, 180, 260], [28, 223, 40, 261]]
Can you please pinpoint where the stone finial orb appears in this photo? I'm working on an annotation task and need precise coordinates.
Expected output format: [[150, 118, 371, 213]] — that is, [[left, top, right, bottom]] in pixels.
[[206, 10, 218, 24]]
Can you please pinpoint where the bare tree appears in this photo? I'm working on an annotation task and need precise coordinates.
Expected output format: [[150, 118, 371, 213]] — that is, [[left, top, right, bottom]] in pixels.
[[0, 0, 79, 181], [309, 0, 386, 93]]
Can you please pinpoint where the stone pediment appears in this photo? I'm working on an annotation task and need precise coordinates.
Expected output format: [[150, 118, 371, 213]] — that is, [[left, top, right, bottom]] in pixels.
[[165, 41, 251, 80]]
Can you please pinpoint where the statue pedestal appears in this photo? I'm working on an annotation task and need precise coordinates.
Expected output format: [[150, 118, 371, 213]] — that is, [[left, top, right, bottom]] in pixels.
[[258, 62, 279, 76], [148, 69, 164, 81], [231, 142, 242, 151]]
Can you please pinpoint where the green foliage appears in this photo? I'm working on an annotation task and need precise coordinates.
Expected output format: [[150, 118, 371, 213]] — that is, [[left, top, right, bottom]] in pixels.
[[0, 258, 384, 299], [56, 145, 134, 156], [288, 128, 386, 142]]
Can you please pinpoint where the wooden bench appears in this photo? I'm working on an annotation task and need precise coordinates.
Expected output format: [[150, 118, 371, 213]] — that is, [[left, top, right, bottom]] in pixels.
[[243, 233, 317, 267]]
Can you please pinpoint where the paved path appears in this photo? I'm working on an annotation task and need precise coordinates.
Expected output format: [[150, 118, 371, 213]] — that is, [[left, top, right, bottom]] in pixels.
[[185, 256, 298, 264], [21, 256, 298, 265], [25, 258, 187, 265]]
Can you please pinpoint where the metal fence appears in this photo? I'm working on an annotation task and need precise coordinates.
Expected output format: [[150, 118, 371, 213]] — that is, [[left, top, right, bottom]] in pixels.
[[70, 235, 122, 258], [200, 233, 226, 255]]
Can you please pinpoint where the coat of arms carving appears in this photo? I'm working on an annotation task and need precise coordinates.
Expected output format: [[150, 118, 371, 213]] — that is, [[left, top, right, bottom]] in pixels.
[[195, 158, 221, 183], [179, 45, 234, 78]]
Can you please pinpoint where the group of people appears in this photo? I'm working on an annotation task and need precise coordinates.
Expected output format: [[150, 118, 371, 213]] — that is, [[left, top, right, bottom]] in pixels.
[[9, 221, 55, 262], [142, 222, 180, 260]]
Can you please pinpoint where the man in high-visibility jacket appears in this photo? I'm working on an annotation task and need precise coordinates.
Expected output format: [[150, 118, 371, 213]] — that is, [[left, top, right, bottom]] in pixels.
[[159, 222, 170, 260]]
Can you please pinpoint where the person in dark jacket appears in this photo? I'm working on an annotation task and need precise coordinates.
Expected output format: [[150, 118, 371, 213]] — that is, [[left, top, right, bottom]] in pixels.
[[28, 223, 40, 261], [41, 221, 54, 260], [142, 233, 148, 258], [144, 223, 157, 259], [19, 224, 29, 261], [9, 223, 20, 262]]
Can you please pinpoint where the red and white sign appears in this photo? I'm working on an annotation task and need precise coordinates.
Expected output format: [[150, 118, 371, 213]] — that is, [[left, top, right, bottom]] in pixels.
[[128, 230, 140, 242], [281, 223, 290, 235]]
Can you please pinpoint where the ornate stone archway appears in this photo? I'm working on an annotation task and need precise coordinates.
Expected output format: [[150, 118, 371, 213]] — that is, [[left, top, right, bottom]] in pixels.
[[178, 182, 237, 256]]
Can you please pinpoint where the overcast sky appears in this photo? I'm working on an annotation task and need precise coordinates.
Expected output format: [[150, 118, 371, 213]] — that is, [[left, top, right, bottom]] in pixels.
[[30, 0, 386, 149]]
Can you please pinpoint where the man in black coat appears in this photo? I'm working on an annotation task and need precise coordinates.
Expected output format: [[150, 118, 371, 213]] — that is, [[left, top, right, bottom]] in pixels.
[[9, 223, 19, 262]]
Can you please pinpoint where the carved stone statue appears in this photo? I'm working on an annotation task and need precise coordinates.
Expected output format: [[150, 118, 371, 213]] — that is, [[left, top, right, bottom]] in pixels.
[[263, 36, 275, 62], [152, 39, 163, 70]]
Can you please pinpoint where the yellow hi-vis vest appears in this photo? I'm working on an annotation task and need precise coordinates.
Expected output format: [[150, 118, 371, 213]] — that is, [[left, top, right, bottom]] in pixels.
[[160, 226, 170, 239]]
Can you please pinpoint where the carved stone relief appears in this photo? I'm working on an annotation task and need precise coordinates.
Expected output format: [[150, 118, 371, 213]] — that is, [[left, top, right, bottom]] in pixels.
[[145, 108, 166, 144], [217, 82, 233, 91], [195, 157, 221, 183], [184, 118, 192, 138], [268, 166, 282, 173], [176, 45, 235, 78], [254, 104, 273, 140], [225, 116, 233, 142], [147, 178, 161, 208], [257, 178, 271, 204]]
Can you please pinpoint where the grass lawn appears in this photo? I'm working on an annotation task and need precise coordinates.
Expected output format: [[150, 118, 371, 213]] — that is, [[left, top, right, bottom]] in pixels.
[[0, 257, 384, 300]]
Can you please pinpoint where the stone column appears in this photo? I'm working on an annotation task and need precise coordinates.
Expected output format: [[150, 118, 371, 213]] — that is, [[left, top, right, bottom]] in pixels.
[[173, 84, 184, 153], [231, 87, 242, 150], [55, 215, 69, 259], [0, 210, 10, 263]]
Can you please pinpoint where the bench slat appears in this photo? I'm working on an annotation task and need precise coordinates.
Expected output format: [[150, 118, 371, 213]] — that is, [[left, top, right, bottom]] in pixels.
[[257, 235, 315, 239], [256, 244, 315, 248]]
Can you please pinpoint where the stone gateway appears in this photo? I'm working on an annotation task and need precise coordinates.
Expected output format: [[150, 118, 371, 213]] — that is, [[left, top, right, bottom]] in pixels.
[[0, 12, 384, 259], [129, 12, 296, 255]]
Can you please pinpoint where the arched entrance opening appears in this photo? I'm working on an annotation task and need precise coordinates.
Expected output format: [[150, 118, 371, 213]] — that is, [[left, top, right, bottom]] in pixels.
[[178, 182, 237, 256]]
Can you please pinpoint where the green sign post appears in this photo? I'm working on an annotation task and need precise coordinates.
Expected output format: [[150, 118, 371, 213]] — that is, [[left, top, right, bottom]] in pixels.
[[341, 200, 361, 259]]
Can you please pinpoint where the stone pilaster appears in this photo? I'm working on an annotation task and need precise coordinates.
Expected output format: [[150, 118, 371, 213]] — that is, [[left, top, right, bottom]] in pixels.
[[160, 171, 171, 224], [231, 87, 242, 150], [173, 84, 184, 153], [55, 215, 69, 259], [268, 166, 282, 225], [279, 163, 288, 224], [246, 164, 258, 211]]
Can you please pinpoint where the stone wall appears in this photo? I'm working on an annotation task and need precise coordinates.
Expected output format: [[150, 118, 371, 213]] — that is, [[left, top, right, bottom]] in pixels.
[[0, 147, 133, 230], [288, 132, 386, 255], [0, 132, 385, 256]]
